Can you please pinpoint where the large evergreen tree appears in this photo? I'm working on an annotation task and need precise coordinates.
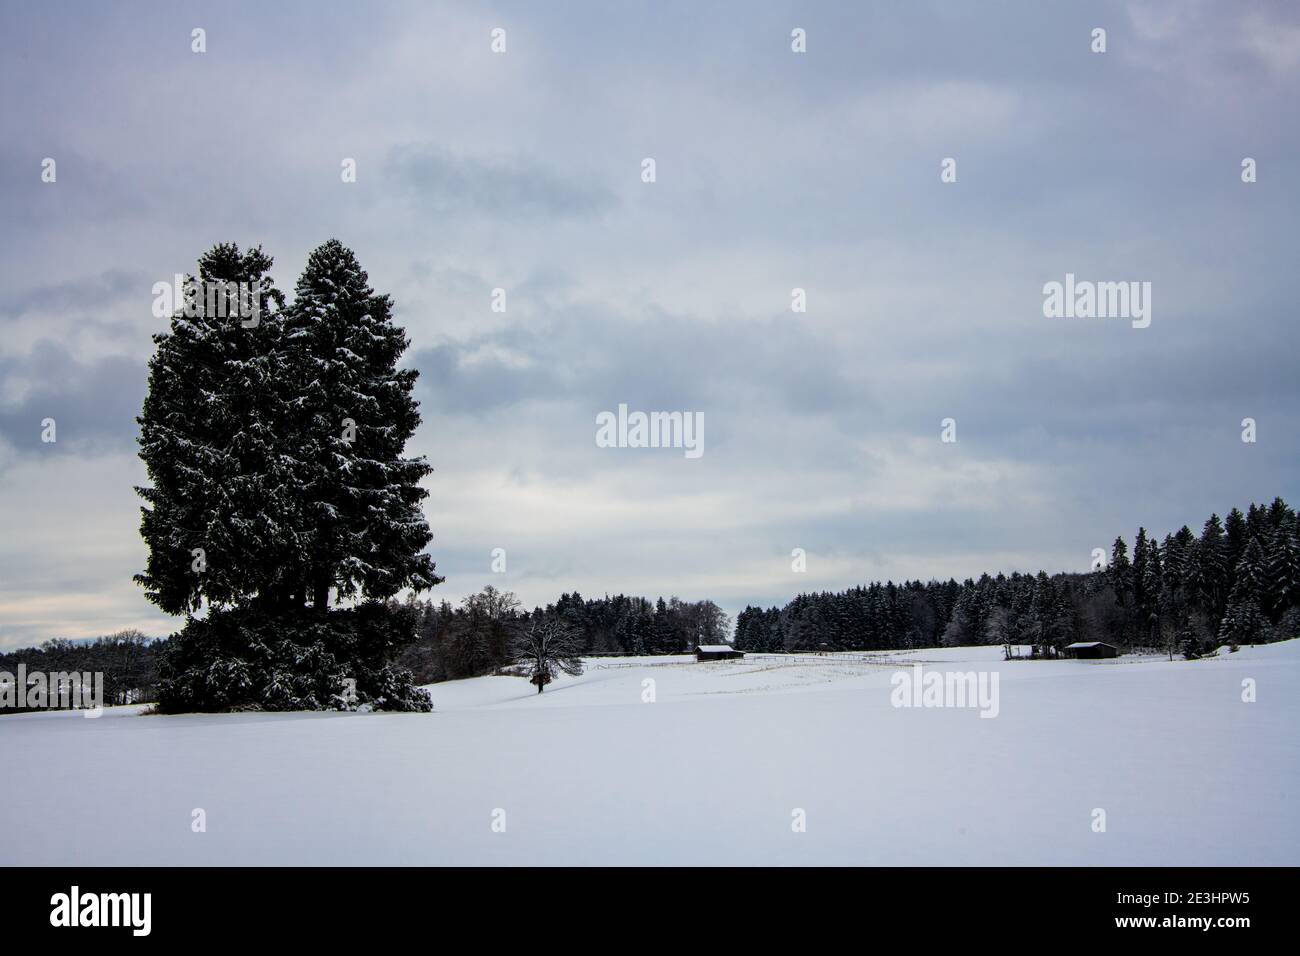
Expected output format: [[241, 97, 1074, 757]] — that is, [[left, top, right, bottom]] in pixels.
[[136, 241, 439, 712], [281, 239, 440, 609], [135, 244, 294, 613]]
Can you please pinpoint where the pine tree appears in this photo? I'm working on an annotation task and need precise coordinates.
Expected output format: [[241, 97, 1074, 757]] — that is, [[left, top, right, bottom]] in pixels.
[[1224, 508, 1248, 575], [1265, 516, 1300, 619], [281, 239, 441, 609], [650, 597, 675, 653], [1170, 526, 1195, 583], [1266, 496, 1294, 531], [1235, 537, 1267, 604], [138, 241, 440, 712], [1132, 528, 1150, 620], [1198, 515, 1229, 623], [1221, 537, 1268, 645], [1245, 503, 1269, 546], [1141, 537, 1162, 646], [1051, 584, 1078, 649], [1027, 573, 1052, 655], [735, 606, 760, 651], [1109, 536, 1132, 608], [135, 243, 293, 613], [1158, 533, 1189, 658]]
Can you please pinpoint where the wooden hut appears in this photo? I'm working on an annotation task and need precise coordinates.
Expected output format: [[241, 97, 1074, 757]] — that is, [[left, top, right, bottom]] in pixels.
[[696, 644, 745, 662], [1063, 641, 1119, 659]]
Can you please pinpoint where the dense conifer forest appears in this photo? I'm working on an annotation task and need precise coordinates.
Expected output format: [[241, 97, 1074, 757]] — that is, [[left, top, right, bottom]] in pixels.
[[735, 498, 1300, 659]]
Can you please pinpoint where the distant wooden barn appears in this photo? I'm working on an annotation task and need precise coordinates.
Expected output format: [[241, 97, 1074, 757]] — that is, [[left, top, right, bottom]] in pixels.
[[696, 644, 744, 662], [1063, 641, 1119, 659]]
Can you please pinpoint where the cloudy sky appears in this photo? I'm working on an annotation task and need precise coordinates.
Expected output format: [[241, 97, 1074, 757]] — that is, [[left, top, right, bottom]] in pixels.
[[1, 1, 1297, 647]]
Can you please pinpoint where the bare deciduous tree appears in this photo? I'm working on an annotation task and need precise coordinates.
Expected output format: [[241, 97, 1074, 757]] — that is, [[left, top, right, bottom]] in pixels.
[[511, 618, 584, 694]]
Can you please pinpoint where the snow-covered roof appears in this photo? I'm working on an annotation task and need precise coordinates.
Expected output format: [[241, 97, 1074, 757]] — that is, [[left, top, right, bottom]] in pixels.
[[697, 644, 738, 653], [1065, 641, 1115, 649]]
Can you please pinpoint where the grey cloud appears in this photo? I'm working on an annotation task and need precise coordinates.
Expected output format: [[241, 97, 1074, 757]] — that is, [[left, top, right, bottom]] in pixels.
[[1, 269, 144, 324], [386, 145, 617, 221], [0, 341, 144, 458], [410, 309, 870, 421], [0, 148, 153, 238]]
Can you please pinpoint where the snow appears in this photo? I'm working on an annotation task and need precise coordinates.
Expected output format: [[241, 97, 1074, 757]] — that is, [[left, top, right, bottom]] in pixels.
[[695, 644, 738, 653], [2, 640, 1297, 865]]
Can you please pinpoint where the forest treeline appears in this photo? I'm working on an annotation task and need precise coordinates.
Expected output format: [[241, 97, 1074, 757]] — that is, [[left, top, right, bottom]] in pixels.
[[5, 497, 1296, 712], [736, 497, 1300, 658], [0, 631, 160, 711], [0, 590, 732, 705], [394, 588, 732, 683]]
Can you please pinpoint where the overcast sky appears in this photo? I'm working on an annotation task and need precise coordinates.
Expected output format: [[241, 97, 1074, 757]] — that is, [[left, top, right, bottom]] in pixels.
[[1, 1, 1297, 648]]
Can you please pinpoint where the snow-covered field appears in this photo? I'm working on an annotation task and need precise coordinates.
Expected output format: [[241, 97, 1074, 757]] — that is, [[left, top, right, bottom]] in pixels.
[[3, 641, 1297, 865]]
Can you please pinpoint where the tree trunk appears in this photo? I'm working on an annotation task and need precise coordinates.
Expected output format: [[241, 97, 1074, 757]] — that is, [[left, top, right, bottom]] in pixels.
[[313, 577, 329, 612]]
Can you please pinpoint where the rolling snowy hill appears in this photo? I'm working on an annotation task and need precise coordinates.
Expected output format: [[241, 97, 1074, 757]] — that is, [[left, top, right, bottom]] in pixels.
[[3, 641, 1296, 865]]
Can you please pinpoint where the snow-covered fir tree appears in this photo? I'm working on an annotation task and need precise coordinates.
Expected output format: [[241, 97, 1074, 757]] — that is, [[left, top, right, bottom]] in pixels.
[[135, 243, 294, 613], [136, 241, 439, 712], [280, 239, 440, 610]]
